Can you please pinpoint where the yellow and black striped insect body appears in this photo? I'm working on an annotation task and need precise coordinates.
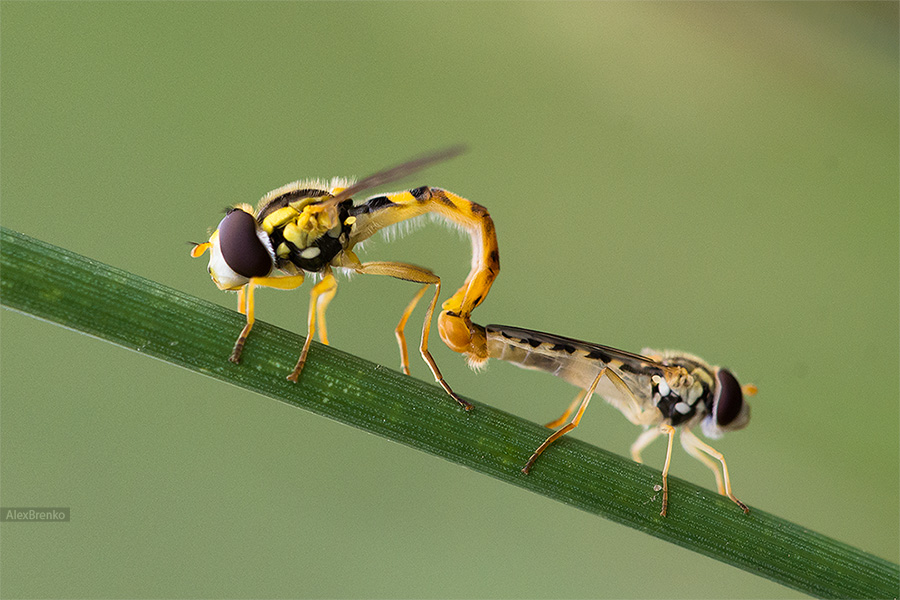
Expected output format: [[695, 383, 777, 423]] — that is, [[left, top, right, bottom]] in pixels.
[[475, 324, 755, 516], [191, 147, 500, 409]]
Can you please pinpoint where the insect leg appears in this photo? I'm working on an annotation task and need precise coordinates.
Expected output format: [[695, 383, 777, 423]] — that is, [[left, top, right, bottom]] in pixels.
[[230, 282, 255, 363], [237, 286, 247, 315], [288, 272, 337, 383], [680, 428, 749, 514], [395, 284, 431, 375], [598, 368, 661, 427], [521, 364, 658, 473], [633, 427, 684, 516], [315, 277, 338, 345], [350, 260, 471, 410], [543, 390, 586, 429], [659, 423, 676, 517], [522, 369, 605, 474], [679, 429, 725, 495], [630, 427, 661, 463], [230, 273, 306, 363]]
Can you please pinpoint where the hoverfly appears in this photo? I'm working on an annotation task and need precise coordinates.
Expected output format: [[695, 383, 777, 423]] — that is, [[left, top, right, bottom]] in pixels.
[[191, 147, 499, 409], [468, 323, 755, 516]]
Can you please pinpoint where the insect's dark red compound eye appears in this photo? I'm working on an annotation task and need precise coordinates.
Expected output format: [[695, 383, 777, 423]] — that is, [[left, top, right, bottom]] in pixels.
[[714, 369, 744, 427], [218, 209, 272, 278]]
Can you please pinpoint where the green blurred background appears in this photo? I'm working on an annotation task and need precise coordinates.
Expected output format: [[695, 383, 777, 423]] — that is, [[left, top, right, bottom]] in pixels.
[[1, 2, 897, 598]]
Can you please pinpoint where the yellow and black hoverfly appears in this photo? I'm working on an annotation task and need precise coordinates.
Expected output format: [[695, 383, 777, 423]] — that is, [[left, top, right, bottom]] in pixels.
[[191, 147, 499, 409]]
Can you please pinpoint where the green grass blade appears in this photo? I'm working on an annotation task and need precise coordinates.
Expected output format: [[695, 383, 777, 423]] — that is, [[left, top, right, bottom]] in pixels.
[[1, 226, 897, 599]]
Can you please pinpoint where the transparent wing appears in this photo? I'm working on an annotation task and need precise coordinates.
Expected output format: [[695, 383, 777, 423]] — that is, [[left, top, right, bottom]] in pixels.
[[486, 324, 680, 379], [320, 145, 466, 210]]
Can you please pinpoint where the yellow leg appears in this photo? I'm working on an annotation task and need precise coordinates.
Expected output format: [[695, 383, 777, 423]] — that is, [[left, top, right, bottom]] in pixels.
[[288, 272, 337, 383], [315, 278, 338, 345], [417, 277, 471, 409], [230, 283, 255, 363], [543, 391, 585, 429], [681, 428, 749, 514], [680, 429, 725, 495], [630, 427, 662, 463], [229, 273, 305, 364], [395, 284, 431, 375], [522, 369, 604, 474], [237, 286, 247, 315], [522, 366, 657, 474], [659, 424, 676, 517], [595, 366, 659, 427], [348, 260, 470, 410]]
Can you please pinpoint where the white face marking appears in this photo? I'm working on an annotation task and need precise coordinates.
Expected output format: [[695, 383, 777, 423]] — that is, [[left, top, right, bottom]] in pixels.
[[207, 233, 249, 291], [300, 246, 321, 260]]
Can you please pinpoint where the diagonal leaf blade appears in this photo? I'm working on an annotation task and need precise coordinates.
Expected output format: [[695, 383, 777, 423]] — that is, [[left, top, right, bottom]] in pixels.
[[1, 226, 897, 599]]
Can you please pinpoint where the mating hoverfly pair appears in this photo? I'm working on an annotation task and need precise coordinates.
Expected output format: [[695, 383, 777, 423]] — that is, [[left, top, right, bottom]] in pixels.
[[191, 148, 755, 517]]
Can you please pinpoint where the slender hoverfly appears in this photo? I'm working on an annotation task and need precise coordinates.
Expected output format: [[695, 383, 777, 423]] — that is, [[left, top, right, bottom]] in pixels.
[[191, 147, 499, 409], [468, 323, 755, 516]]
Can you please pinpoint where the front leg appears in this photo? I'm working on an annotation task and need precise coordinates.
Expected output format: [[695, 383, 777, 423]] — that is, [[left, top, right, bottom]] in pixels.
[[629, 423, 679, 517], [680, 428, 749, 514], [229, 273, 306, 364]]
